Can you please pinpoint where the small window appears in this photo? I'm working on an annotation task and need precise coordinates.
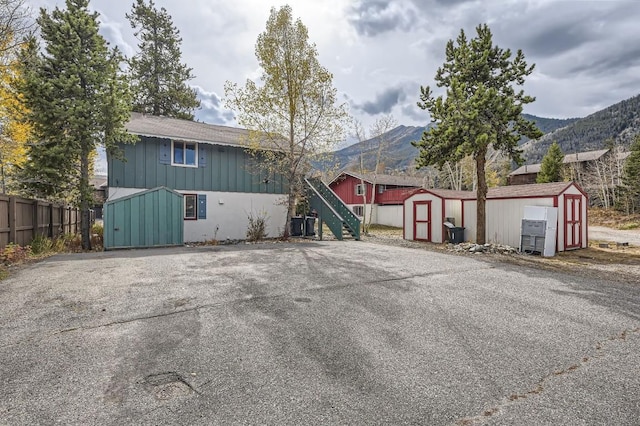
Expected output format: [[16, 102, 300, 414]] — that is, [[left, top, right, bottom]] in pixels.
[[355, 184, 365, 196], [353, 205, 364, 216], [184, 194, 197, 219], [173, 141, 198, 167], [377, 185, 386, 194]]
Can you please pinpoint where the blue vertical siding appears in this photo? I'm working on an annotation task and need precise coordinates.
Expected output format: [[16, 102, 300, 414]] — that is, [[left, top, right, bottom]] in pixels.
[[108, 137, 287, 194]]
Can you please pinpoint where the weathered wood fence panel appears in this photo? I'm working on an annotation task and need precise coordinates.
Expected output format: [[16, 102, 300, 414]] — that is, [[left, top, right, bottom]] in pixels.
[[0, 194, 83, 249]]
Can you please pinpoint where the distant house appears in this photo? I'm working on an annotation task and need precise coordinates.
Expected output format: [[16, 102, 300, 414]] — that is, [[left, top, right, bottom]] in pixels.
[[329, 171, 425, 227], [507, 163, 542, 185], [508, 149, 611, 185], [90, 175, 108, 219], [105, 113, 288, 248]]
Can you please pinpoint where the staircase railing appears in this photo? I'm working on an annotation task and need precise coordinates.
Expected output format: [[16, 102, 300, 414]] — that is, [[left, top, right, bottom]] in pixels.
[[305, 177, 360, 240]]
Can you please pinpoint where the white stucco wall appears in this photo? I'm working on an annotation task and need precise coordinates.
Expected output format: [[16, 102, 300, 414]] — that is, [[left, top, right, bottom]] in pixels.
[[108, 187, 287, 242], [346, 203, 373, 223]]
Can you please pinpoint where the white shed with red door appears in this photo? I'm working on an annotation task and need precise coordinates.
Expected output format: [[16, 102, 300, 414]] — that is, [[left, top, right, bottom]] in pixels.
[[402, 189, 476, 243], [403, 182, 589, 252], [485, 182, 588, 251]]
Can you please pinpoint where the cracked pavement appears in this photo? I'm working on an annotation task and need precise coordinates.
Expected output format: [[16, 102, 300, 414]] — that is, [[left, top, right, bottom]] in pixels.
[[1, 241, 639, 425]]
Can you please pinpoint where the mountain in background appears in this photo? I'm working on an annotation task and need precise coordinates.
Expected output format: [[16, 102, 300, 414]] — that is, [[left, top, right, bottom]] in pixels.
[[329, 125, 427, 172], [520, 114, 579, 142], [329, 114, 582, 172], [521, 94, 640, 163]]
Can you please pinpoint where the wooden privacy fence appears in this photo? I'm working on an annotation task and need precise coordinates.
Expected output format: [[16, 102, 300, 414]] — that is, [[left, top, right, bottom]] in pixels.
[[0, 194, 83, 249]]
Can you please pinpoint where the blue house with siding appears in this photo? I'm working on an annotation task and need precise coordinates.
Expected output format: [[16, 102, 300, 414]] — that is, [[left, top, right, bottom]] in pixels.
[[107, 113, 288, 244]]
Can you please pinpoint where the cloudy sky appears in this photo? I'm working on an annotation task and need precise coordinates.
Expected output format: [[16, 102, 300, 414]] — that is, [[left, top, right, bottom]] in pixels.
[[30, 0, 640, 132]]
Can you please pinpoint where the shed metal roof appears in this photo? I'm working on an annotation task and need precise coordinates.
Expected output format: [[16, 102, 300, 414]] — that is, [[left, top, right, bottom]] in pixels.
[[427, 189, 477, 199], [404, 181, 585, 201], [487, 182, 576, 199]]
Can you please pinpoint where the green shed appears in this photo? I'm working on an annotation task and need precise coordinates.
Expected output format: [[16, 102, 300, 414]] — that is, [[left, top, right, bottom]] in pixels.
[[104, 187, 184, 250]]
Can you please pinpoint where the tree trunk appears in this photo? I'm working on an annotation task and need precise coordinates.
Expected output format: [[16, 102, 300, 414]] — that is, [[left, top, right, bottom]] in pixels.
[[1, 161, 5, 194], [79, 144, 92, 250], [283, 167, 299, 240], [360, 177, 367, 233], [283, 192, 294, 239], [367, 182, 375, 232], [475, 145, 488, 245]]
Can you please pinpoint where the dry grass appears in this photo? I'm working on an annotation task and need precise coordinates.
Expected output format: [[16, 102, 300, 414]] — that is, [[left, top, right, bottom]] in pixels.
[[589, 207, 640, 229], [362, 217, 640, 283], [557, 242, 640, 265]]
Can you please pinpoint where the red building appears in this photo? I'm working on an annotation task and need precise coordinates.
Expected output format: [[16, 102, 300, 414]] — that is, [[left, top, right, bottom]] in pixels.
[[328, 172, 424, 227]]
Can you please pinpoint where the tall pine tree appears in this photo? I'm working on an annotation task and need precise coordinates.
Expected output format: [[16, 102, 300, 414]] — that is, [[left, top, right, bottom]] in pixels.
[[18, 0, 134, 249], [537, 141, 565, 183], [413, 24, 542, 244], [127, 0, 200, 120]]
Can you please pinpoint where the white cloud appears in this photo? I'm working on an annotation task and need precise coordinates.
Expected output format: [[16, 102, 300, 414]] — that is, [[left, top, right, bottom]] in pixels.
[[31, 0, 640, 132]]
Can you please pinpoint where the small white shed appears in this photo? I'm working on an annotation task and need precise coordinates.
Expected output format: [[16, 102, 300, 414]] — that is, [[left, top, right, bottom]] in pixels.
[[402, 189, 476, 243], [403, 182, 589, 252]]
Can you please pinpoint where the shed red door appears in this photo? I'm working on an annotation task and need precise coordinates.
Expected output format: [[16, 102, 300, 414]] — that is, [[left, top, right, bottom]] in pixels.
[[565, 195, 582, 249], [413, 200, 431, 241]]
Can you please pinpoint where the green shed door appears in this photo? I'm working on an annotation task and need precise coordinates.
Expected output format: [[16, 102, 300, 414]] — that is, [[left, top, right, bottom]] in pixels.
[[104, 187, 184, 250]]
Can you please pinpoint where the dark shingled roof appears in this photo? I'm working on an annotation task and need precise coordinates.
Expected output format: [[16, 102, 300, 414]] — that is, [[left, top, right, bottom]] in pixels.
[[510, 149, 612, 176], [334, 171, 426, 187], [126, 112, 248, 146], [509, 163, 542, 176], [125, 112, 283, 149]]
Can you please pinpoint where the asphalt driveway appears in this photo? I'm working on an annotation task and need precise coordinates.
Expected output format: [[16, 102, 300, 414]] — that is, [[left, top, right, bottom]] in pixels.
[[1, 241, 639, 425]]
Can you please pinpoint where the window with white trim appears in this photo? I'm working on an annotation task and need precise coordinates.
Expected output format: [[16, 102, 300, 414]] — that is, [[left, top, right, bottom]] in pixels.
[[184, 194, 197, 219], [355, 184, 365, 196], [377, 185, 386, 194], [353, 205, 364, 216], [172, 141, 198, 167]]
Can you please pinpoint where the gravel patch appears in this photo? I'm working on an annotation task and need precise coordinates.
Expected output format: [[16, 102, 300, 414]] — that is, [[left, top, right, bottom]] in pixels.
[[362, 228, 640, 285]]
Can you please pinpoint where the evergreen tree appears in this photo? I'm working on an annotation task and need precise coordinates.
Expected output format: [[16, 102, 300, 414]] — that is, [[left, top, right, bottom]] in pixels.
[[619, 135, 640, 214], [537, 141, 565, 183], [224, 5, 349, 238], [127, 0, 200, 120], [413, 24, 542, 244], [17, 0, 134, 249]]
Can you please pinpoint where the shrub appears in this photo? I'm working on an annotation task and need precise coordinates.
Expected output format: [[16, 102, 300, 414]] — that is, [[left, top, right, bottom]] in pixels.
[[55, 233, 82, 252], [246, 211, 268, 242], [0, 243, 32, 264], [30, 235, 54, 255], [91, 223, 104, 250]]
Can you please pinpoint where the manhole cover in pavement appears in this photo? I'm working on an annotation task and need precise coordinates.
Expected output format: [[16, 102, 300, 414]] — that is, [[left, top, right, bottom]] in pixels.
[[293, 297, 312, 303], [144, 372, 195, 400]]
